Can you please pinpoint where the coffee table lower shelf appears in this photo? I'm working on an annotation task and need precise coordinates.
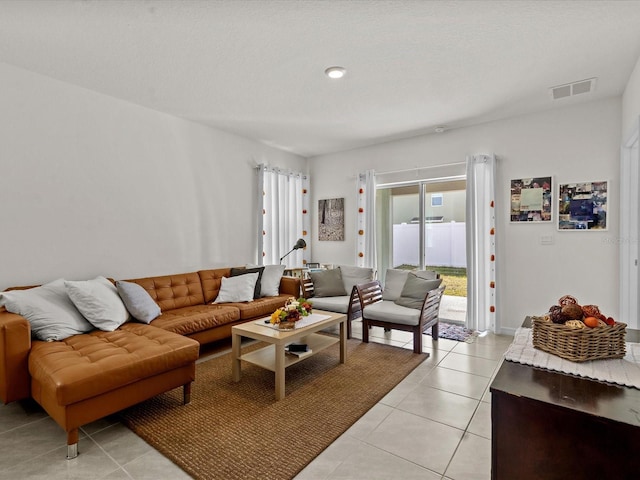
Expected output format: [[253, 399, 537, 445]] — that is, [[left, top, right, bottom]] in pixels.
[[238, 333, 338, 371], [231, 310, 347, 400]]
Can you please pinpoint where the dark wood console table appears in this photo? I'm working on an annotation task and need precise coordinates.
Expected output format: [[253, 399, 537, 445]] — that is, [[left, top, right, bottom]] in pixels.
[[490, 318, 640, 480]]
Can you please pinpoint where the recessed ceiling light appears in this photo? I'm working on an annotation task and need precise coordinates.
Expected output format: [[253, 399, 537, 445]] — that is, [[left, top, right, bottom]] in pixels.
[[325, 66, 346, 79], [434, 126, 446, 133]]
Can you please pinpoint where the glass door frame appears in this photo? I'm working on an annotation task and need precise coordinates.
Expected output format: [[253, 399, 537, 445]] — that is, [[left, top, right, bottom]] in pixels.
[[376, 174, 466, 274]]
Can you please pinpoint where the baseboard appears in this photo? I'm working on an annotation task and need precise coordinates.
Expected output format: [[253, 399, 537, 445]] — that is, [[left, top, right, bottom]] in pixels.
[[498, 326, 517, 336]]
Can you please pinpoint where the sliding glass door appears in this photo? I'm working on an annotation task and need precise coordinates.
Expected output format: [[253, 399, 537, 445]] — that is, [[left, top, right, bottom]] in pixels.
[[376, 177, 467, 320]]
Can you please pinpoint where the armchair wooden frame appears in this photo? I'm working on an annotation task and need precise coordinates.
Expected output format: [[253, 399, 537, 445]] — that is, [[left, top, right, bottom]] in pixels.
[[356, 281, 446, 353], [301, 278, 362, 339]]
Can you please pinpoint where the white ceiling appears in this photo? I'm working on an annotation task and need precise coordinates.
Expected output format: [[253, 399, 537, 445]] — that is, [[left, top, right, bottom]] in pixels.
[[2, 0, 640, 157]]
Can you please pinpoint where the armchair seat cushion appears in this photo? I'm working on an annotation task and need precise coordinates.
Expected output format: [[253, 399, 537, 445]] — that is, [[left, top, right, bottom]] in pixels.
[[308, 295, 352, 314], [363, 300, 420, 326]]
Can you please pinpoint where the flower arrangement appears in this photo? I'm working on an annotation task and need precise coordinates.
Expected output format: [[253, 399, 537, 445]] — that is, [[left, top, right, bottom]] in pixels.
[[270, 297, 313, 325]]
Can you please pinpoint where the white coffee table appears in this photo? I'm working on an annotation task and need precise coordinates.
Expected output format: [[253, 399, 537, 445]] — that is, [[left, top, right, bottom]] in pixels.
[[231, 310, 347, 400]]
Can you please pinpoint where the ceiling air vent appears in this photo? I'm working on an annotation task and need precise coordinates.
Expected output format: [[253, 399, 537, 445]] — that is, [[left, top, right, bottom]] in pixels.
[[549, 78, 597, 100]]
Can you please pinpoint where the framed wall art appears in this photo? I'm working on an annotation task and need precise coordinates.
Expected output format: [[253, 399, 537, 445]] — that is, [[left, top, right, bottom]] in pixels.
[[558, 181, 608, 231], [318, 197, 344, 241], [510, 176, 552, 222]]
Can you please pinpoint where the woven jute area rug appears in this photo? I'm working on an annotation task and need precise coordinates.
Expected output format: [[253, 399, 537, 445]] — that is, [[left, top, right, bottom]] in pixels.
[[120, 337, 427, 480]]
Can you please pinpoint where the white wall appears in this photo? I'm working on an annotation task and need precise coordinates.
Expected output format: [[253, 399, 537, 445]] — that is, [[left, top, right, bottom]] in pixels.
[[0, 62, 306, 289], [310, 98, 621, 333], [622, 54, 640, 141]]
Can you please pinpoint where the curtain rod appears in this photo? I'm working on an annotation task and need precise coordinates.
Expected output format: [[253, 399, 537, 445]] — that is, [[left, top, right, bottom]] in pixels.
[[373, 161, 466, 176]]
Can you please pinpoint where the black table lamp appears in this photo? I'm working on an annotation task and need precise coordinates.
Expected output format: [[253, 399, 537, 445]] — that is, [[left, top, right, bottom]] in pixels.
[[280, 238, 306, 264]]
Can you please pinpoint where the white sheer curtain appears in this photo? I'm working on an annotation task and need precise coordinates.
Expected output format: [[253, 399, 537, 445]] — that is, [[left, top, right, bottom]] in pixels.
[[465, 154, 497, 332], [357, 170, 377, 270], [257, 165, 309, 267]]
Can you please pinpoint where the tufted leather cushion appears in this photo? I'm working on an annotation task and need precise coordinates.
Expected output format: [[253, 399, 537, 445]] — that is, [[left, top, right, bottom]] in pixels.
[[224, 295, 291, 320], [126, 272, 204, 311], [150, 304, 240, 336], [198, 268, 233, 303], [28, 323, 199, 406]]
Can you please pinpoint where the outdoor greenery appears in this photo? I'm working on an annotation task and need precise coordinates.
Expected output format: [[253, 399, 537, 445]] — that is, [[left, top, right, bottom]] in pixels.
[[396, 264, 467, 297]]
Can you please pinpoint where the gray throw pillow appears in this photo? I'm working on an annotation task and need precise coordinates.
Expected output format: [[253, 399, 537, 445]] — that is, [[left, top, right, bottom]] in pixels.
[[0, 279, 94, 341], [116, 280, 161, 324], [310, 269, 347, 297], [383, 269, 439, 301], [394, 274, 442, 309], [231, 267, 264, 299]]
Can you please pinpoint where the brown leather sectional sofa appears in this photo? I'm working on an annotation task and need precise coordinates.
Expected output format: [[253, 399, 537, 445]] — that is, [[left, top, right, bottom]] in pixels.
[[0, 267, 300, 458]]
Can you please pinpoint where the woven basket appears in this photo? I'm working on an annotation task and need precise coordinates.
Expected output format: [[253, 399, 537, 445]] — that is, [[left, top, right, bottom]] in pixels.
[[532, 316, 627, 362]]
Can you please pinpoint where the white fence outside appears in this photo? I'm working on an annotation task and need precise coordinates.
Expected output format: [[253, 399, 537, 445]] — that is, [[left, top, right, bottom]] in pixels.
[[393, 222, 467, 268]]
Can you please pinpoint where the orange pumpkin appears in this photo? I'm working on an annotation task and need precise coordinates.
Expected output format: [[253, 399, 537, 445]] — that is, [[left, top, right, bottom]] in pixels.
[[583, 316, 599, 328]]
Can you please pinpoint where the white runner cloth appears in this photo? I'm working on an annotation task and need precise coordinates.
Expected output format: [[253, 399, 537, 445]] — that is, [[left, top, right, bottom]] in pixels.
[[505, 327, 640, 389], [257, 313, 332, 330]]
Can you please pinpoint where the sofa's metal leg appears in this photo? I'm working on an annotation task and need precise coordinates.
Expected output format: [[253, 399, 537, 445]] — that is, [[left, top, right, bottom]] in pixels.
[[183, 382, 192, 405], [67, 443, 78, 460], [66, 429, 79, 459]]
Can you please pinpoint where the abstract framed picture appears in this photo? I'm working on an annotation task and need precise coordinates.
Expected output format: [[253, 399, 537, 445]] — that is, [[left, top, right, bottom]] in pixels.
[[510, 176, 552, 222], [558, 181, 608, 231], [318, 198, 345, 241]]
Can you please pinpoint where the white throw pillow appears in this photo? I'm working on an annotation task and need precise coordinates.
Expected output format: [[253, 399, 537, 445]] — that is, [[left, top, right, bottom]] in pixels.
[[247, 264, 285, 297], [214, 273, 259, 303], [65, 276, 130, 331], [0, 279, 94, 341]]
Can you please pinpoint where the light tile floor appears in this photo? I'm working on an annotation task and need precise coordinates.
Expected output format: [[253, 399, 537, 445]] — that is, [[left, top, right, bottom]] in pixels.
[[0, 320, 513, 480]]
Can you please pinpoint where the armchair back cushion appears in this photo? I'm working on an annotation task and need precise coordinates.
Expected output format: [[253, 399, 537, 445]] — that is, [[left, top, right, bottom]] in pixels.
[[337, 265, 375, 293], [382, 269, 410, 301]]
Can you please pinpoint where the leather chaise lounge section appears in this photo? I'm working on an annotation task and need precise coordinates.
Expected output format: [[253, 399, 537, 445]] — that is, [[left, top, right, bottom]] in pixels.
[[0, 268, 300, 459]]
